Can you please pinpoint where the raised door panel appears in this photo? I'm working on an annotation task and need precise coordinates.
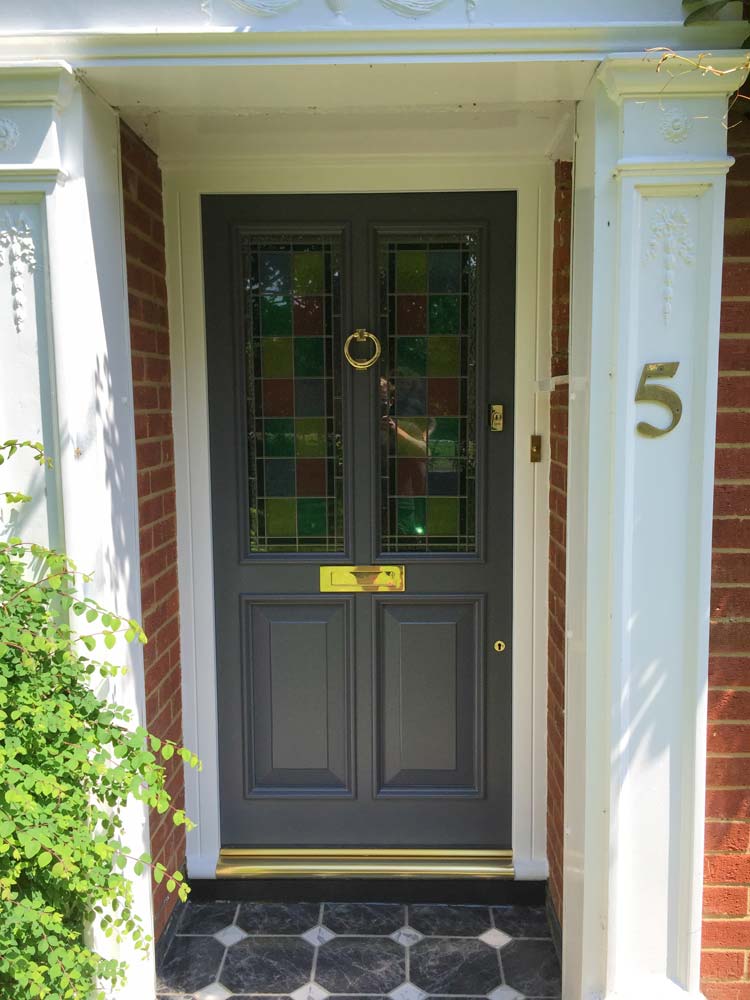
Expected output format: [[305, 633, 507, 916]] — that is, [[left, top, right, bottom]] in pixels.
[[374, 597, 484, 797], [241, 598, 353, 796]]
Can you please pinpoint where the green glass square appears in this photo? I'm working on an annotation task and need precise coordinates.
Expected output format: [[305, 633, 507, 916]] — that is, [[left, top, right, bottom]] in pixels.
[[397, 337, 427, 377], [428, 336, 460, 376], [427, 497, 458, 536], [266, 498, 296, 537], [397, 497, 426, 537], [429, 295, 461, 335], [396, 417, 429, 457], [295, 337, 324, 377], [293, 252, 325, 295], [431, 417, 460, 445], [264, 418, 295, 457], [262, 338, 294, 378], [396, 250, 428, 293], [261, 295, 293, 337], [429, 250, 462, 293], [298, 498, 326, 537], [296, 417, 326, 457]]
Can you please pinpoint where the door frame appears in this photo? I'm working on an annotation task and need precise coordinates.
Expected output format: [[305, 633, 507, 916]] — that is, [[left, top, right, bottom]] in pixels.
[[164, 154, 554, 880]]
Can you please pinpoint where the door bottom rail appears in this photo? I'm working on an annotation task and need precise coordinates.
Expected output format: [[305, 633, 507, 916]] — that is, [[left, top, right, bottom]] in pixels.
[[216, 848, 514, 879]]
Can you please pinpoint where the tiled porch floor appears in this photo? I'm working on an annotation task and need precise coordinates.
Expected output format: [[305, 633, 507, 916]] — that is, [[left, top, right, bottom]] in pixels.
[[156, 902, 561, 1000]]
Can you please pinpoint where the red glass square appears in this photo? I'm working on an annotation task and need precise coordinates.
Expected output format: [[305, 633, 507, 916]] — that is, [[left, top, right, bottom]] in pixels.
[[296, 458, 327, 496], [428, 379, 460, 416], [397, 295, 427, 336], [397, 458, 427, 496], [294, 296, 324, 336], [262, 378, 294, 417]]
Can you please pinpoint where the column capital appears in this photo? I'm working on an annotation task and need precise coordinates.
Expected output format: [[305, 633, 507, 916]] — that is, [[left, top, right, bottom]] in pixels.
[[597, 51, 748, 104]]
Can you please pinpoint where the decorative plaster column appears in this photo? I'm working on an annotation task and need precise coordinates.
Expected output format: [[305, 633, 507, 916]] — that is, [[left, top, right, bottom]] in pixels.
[[0, 64, 155, 998], [563, 54, 745, 1000]]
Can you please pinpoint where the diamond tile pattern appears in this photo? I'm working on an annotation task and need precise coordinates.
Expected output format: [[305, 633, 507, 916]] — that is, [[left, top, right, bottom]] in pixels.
[[156, 901, 560, 1000]]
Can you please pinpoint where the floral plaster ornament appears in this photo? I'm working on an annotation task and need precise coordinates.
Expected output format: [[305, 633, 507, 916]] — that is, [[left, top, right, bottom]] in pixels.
[[0, 118, 20, 153], [660, 106, 693, 144]]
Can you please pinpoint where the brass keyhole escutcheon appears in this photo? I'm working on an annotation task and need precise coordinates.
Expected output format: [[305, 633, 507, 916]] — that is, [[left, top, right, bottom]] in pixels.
[[494, 640, 506, 653], [344, 328, 381, 371]]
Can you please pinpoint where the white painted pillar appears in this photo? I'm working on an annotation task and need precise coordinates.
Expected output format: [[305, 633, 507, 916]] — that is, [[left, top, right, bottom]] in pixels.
[[563, 53, 745, 1000], [0, 64, 156, 998]]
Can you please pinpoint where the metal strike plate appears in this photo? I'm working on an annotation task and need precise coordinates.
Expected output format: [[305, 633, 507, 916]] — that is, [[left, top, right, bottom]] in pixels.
[[530, 434, 542, 463], [489, 404, 504, 432], [320, 565, 405, 593]]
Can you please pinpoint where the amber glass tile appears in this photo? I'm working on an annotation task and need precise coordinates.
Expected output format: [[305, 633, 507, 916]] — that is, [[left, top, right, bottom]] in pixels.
[[266, 498, 296, 536], [429, 295, 461, 335], [397, 458, 427, 497], [427, 497, 459, 536], [262, 379, 294, 417], [298, 498, 327, 537], [295, 417, 326, 457], [261, 294, 293, 337], [427, 336, 460, 376], [261, 338, 294, 378], [427, 379, 460, 416], [293, 251, 325, 295], [396, 250, 428, 293], [395, 417, 429, 457], [293, 296, 324, 336]]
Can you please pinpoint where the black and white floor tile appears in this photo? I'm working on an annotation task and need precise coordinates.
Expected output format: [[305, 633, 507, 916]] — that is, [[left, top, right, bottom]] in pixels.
[[156, 902, 561, 1000]]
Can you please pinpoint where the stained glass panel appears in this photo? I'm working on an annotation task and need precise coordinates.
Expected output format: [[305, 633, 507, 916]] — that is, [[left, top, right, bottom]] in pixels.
[[379, 232, 478, 553], [242, 233, 344, 553]]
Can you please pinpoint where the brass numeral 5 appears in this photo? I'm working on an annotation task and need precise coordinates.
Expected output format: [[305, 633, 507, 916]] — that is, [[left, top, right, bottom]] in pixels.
[[634, 362, 682, 438]]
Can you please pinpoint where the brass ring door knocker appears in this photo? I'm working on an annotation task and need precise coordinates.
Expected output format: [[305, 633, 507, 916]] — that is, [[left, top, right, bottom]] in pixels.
[[344, 328, 381, 371]]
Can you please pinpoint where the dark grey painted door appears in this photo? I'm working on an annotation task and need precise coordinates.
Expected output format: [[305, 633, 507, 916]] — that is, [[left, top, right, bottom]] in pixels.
[[203, 193, 516, 848]]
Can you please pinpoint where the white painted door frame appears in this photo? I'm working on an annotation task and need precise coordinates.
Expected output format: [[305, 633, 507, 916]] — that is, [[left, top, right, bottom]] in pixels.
[[164, 155, 555, 882]]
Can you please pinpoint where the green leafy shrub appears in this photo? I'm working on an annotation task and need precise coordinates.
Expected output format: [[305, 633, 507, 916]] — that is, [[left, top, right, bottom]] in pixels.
[[0, 440, 198, 999]]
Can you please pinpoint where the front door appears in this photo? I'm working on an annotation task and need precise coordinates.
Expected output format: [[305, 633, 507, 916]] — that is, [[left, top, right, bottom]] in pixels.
[[203, 192, 516, 858]]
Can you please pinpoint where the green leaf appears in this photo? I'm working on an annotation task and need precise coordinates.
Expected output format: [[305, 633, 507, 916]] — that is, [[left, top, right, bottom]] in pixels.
[[684, 0, 732, 23]]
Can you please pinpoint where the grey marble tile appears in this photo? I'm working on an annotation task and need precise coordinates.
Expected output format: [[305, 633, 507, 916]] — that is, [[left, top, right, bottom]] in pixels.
[[409, 905, 492, 938], [409, 938, 501, 996], [177, 901, 238, 936], [328, 995, 389, 999], [315, 937, 405, 994], [322, 903, 405, 936], [492, 905, 551, 939], [221, 937, 314, 994], [156, 935, 225, 995], [237, 902, 322, 935], [232, 996, 293, 999], [502, 939, 561, 997]]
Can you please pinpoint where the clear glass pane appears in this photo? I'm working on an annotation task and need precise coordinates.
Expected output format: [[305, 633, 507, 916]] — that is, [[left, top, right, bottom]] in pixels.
[[242, 233, 344, 553], [378, 232, 478, 554]]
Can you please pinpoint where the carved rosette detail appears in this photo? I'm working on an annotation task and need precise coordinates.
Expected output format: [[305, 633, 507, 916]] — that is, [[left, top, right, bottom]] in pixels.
[[660, 106, 692, 144], [0, 213, 37, 334], [0, 118, 20, 153], [645, 207, 695, 324]]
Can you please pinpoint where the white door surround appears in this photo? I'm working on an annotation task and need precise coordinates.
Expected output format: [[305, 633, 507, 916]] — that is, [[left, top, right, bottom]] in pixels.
[[164, 154, 555, 884]]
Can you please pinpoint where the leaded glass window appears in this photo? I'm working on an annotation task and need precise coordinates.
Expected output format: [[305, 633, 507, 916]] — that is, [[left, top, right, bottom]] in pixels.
[[378, 232, 479, 553], [242, 233, 344, 553]]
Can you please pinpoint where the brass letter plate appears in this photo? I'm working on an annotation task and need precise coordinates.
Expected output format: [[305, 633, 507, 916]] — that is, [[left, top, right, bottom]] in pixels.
[[320, 565, 405, 593]]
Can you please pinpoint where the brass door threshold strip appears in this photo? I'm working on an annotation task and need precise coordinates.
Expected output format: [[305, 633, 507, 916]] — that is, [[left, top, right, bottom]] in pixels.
[[216, 848, 514, 879]]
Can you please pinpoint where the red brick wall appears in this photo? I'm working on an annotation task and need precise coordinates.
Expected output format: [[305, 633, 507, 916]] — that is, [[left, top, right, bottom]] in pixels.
[[120, 121, 185, 941], [701, 120, 750, 999], [547, 160, 572, 924]]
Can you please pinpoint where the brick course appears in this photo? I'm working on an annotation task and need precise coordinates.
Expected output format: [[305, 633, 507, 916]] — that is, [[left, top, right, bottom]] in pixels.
[[547, 160, 572, 924], [702, 118, 750, 999], [120, 121, 185, 942]]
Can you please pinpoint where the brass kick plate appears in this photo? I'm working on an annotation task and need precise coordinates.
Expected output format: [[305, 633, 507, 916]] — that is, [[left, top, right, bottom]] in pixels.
[[320, 565, 405, 593], [217, 848, 514, 879]]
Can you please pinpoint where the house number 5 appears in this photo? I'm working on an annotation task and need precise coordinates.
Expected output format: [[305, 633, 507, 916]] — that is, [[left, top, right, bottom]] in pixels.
[[634, 362, 682, 438]]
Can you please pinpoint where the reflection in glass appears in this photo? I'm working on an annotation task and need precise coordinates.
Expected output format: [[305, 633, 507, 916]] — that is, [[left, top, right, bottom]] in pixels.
[[242, 234, 344, 553], [379, 234, 478, 553]]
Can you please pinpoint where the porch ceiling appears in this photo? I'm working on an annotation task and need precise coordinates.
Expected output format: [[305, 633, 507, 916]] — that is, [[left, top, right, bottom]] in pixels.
[[102, 61, 585, 162]]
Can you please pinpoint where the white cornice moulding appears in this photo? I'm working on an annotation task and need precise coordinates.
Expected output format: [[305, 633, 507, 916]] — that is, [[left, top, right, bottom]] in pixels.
[[0, 62, 74, 109], [0, 168, 67, 193], [598, 51, 749, 102], [615, 156, 735, 176]]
